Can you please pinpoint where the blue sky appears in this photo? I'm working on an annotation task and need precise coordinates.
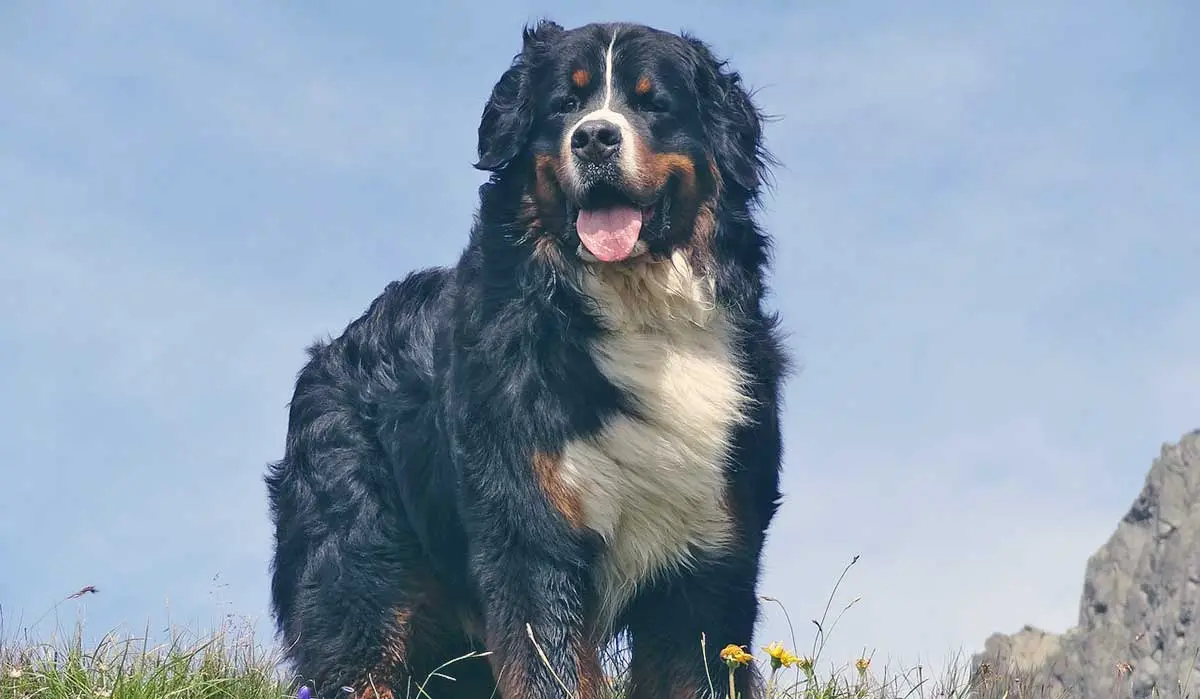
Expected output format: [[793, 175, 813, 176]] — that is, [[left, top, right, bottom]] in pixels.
[[2, 0, 1197, 676]]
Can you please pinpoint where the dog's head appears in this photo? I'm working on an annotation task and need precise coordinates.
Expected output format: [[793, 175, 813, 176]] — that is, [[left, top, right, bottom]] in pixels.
[[475, 20, 768, 266]]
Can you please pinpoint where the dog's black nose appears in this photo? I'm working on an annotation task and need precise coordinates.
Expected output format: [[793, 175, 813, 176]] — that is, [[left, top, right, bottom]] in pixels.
[[571, 120, 621, 163]]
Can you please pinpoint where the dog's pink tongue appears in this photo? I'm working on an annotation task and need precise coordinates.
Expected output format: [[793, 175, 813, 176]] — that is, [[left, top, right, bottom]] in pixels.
[[576, 206, 642, 262]]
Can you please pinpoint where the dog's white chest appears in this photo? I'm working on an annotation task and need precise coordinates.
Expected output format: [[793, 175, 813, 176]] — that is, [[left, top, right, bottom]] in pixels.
[[560, 256, 751, 628]]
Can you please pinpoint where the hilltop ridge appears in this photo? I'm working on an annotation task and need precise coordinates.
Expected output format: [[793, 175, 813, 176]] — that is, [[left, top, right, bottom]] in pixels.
[[973, 429, 1200, 697]]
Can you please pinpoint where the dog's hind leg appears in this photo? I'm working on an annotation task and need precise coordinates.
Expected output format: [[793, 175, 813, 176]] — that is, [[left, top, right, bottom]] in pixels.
[[268, 472, 430, 697], [265, 383, 439, 699]]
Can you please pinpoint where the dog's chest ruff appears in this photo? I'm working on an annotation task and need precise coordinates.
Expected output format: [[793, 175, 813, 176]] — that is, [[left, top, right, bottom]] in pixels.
[[560, 253, 751, 626]]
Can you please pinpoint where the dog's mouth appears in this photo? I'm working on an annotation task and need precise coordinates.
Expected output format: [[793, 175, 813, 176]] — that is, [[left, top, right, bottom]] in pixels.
[[568, 184, 661, 263]]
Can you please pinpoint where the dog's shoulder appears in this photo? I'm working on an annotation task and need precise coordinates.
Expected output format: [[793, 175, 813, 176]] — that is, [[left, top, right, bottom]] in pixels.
[[291, 267, 458, 412]]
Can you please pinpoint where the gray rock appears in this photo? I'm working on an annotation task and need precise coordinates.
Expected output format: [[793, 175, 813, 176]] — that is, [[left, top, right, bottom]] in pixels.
[[971, 429, 1200, 698]]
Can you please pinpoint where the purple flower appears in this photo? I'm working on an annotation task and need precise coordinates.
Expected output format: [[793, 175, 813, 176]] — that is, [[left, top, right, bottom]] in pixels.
[[297, 686, 312, 699]]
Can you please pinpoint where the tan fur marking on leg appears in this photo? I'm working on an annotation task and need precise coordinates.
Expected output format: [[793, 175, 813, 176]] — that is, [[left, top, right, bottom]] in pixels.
[[381, 608, 411, 668], [358, 686, 394, 699], [350, 605, 415, 698], [573, 626, 606, 699], [533, 450, 585, 527], [487, 634, 531, 699]]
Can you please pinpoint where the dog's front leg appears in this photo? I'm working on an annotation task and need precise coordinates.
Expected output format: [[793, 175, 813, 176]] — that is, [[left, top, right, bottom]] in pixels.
[[459, 440, 604, 699]]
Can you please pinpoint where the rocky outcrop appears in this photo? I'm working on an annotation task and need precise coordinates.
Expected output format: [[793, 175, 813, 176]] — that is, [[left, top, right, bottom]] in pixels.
[[972, 429, 1200, 698]]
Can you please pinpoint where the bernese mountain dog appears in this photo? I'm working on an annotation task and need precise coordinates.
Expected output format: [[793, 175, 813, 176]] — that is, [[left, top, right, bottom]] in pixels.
[[266, 19, 788, 699]]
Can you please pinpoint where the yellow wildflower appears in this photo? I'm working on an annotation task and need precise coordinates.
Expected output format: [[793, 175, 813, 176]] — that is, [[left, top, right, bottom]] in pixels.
[[720, 644, 753, 667], [855, 656, 870, 674], [762, 641, 799, 669]]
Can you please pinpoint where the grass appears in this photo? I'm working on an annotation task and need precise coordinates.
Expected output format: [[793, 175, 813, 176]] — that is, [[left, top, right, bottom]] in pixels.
[[0, 619, 288, 699], [0, 557, 1077, 699]]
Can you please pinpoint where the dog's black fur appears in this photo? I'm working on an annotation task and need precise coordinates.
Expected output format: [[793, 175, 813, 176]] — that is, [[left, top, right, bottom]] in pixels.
[[266, 20, 787, 699]]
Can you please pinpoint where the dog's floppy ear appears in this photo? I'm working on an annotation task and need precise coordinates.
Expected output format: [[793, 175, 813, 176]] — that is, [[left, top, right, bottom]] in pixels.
[[684, 35, 772, 195], [474, 20, 564, 172]]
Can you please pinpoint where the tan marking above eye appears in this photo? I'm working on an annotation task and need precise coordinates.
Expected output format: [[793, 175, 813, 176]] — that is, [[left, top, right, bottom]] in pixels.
[[572, 69, 591, 88], [635, 76, 652, 96]]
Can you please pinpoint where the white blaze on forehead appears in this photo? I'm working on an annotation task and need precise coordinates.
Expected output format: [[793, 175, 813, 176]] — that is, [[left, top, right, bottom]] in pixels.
[[562, 28, 640, 188], [601, 29, 618, 110]]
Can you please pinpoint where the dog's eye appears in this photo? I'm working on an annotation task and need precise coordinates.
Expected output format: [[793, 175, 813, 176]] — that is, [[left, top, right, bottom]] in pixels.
[[554, 96, 580, 115], [635, 96, 670, 114]]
